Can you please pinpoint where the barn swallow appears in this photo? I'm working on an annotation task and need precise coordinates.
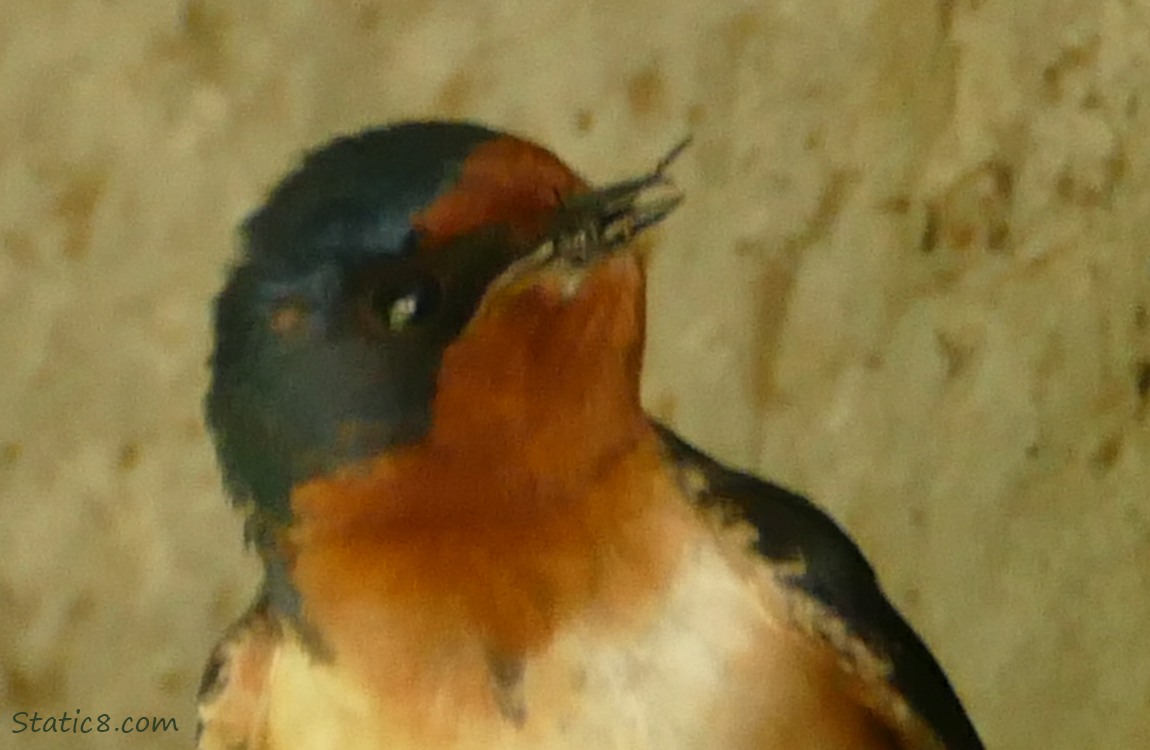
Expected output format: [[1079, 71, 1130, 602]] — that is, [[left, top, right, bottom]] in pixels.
[[197, 121, 984, 750]]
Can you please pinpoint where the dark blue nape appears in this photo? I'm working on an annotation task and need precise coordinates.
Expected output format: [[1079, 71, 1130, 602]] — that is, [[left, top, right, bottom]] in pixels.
[[243, 121, 501, 271], [206, 121, 511, 549]]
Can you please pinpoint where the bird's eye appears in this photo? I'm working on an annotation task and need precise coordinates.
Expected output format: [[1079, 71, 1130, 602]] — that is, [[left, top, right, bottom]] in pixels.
[[366, 273, 443, 333]]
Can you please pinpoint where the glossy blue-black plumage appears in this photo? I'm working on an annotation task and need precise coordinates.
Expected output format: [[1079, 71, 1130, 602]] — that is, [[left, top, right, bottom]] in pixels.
[[244, 121, 500, 271], [207, 122, 511, 547]]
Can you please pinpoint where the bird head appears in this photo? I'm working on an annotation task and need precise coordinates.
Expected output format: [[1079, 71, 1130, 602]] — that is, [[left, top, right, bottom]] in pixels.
[[206, 121, 685, 557]]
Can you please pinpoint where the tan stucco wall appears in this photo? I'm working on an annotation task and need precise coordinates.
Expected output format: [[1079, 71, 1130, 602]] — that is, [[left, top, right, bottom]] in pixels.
[[2, 1, 1147, 748]]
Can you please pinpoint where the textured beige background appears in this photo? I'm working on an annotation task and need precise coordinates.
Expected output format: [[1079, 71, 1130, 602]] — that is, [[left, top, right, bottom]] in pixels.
[[1, 1, 1148, 748]]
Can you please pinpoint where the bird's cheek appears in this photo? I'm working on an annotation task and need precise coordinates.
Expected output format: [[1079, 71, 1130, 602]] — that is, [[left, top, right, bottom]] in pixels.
[[492, 251, 644, 331], [489, 252, 647, 383], [558, 252, 647, 355]]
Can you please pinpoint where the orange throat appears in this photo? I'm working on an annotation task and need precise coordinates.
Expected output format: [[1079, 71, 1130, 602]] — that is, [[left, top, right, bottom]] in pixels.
[[286, 252, 690, 669]]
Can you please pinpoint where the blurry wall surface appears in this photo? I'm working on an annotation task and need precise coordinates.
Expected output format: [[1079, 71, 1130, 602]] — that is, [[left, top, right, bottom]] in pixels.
[[2, 1, 1148, 748]]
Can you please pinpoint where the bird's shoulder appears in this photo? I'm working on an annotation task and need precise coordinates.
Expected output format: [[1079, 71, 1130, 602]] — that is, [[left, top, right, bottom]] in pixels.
[[651, 421, 984, 750]]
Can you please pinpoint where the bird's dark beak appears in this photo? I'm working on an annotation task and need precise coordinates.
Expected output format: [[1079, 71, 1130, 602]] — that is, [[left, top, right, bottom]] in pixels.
[[543, 136, 690, 266], [476, 137, 689, 302]]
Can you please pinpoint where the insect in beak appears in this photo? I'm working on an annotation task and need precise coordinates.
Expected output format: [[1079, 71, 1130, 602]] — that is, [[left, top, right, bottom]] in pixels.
[[547, 136, 691, 266]]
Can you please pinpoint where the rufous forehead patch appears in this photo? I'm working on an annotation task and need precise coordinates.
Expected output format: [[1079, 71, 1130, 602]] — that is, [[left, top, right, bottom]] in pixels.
[[411, 136, 589, 251]]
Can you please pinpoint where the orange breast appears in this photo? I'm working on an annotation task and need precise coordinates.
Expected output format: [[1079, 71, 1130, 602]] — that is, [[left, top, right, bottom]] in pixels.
[[290, 431, 690, 657], [285, 250, 689, 700]]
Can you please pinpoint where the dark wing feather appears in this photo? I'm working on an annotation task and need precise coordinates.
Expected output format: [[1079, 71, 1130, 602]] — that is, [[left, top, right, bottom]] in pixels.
[[653, 422, 984, 750], [196, 598, 279, 750]]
